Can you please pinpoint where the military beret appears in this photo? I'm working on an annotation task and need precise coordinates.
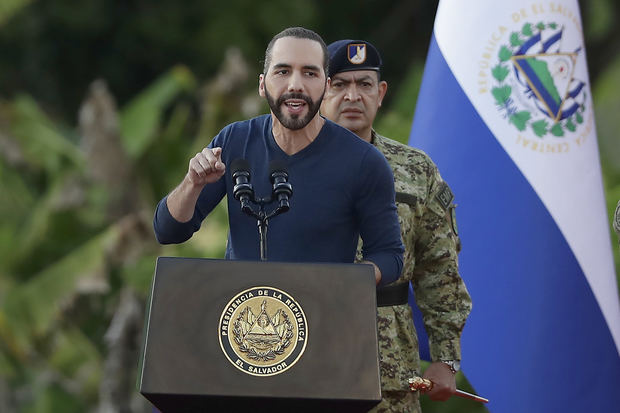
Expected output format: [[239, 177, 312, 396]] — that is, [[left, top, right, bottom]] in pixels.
[[327, 39, 382, 77]]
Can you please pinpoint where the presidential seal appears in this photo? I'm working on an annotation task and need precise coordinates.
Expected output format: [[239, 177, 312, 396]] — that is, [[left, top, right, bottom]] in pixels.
[[218, 286, 308, 376]]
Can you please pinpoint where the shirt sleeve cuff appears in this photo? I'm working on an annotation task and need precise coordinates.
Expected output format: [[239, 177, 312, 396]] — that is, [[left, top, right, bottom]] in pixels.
[[367, 252, 403, 287], [153, 196, 195, 244]]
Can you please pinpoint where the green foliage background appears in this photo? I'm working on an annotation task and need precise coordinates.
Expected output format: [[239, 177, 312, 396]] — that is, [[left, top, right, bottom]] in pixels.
[[0, 1, 618, 412]]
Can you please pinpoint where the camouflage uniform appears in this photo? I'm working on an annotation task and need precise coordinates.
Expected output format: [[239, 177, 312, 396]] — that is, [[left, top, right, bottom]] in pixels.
[[363, 132, 472, 413], [614, 200, 620, 247]]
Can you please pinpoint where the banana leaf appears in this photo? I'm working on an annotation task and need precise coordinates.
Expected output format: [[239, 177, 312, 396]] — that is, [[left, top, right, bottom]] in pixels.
[[0, 220, 125, 358], [119, 65, 197, 159], [9, 95, 83, 173]]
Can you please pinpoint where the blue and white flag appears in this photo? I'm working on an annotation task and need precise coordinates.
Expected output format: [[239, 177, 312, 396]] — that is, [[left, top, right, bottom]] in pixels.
[[409, 1, 620, 411]]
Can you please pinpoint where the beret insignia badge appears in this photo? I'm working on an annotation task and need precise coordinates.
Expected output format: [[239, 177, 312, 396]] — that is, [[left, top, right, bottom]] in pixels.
[[348, 43, 367, 64]]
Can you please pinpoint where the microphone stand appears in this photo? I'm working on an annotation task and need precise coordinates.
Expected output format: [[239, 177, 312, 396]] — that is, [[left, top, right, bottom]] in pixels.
[[257, 202, 285, 261], [243, 198, 290, 261], [258, 216, 268, 262], [231, 160, 292, 261]]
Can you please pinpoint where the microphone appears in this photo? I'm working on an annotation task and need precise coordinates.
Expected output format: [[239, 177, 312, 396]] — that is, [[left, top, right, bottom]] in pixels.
[[230, 159, 254, 214], [269, 160, 293, 212]]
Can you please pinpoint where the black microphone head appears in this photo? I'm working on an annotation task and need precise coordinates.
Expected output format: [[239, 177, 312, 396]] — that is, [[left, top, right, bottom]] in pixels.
[[269, 160, 288, 183], [230, 158, 251, 177], [269, 159, 292, 204], [269, 159, 288, 175]]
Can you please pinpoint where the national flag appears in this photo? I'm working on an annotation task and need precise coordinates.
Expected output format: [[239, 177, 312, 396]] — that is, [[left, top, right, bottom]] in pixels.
[[409, 1, 620, 411]]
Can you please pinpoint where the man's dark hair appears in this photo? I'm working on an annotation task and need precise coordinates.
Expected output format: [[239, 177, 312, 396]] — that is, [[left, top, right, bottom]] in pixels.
[[263, 27, 329, 76]]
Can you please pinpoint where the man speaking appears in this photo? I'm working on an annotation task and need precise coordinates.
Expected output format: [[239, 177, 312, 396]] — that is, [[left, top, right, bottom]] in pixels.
[[153, 27, 404, 285]]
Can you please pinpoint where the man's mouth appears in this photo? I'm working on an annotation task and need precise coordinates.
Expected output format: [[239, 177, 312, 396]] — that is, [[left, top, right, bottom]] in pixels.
[[284, 99, 307, 114], [285, 99, 306, 108], [277, 93, 312, 115], [341, 106, 363, 116]]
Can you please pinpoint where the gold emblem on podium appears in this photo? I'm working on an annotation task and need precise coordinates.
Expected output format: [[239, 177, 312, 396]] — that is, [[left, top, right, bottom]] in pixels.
[[218, 286, 308, 376]]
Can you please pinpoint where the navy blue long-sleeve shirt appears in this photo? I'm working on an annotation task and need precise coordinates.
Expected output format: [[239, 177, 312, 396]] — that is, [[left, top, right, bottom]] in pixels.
[[154, 115, 403, 285]]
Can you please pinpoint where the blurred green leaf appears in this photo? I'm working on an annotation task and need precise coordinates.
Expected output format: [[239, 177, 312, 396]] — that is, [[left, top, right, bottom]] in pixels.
[[161, 101, 192, 143], [0, 338, 15, 377], [48, 327, 102, 391], [119, 65, 197, 159], [23, 382, 85, 413], [585, 0, 614, 41], [0, 0, 34, 26], [120, 255, 157, 295], [0, 161, 35, 270], [594, 54, 620, 175], [7, 172, 78, 270], [376, 61, 425, 144], [1, 222, 121, 352], [9, 95, 83, 173]]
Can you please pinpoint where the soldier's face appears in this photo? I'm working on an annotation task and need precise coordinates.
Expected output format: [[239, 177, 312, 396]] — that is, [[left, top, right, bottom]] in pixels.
[[321, 70, 387, 140]]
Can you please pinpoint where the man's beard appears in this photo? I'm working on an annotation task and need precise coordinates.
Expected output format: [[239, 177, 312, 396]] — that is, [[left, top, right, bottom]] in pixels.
[[264, 85, 324, 130]]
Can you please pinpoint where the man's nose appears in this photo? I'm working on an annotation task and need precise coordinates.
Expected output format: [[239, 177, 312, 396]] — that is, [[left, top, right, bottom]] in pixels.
[[287, 71, 304, 93], [344, 84, 361, 101]]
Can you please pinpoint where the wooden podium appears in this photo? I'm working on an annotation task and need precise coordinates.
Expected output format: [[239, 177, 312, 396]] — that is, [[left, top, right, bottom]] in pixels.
[[137, 257, 382, 412]]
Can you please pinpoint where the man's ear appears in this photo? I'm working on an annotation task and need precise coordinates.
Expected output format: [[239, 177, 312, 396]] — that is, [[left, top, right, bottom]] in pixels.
[[323, 77, 332, 96], [258, 73, 265, 97], [377, 80, 388, 107]]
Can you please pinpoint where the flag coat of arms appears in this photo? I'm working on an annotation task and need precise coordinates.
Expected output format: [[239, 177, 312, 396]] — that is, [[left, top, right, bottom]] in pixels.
[[409, 1, 620, 411]]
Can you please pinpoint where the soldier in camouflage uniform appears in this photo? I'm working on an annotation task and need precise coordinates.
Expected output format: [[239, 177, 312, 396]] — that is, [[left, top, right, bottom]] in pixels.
[[321, 40, 472, 412]]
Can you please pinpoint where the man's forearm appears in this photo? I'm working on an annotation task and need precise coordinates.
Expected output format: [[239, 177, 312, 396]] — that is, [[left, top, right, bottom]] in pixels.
[[167, 175, 205, 223], [166, 145, 226, 222]]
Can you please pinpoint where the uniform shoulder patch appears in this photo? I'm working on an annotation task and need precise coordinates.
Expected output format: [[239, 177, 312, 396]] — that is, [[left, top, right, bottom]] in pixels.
[[436, 182, 454, 211]]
